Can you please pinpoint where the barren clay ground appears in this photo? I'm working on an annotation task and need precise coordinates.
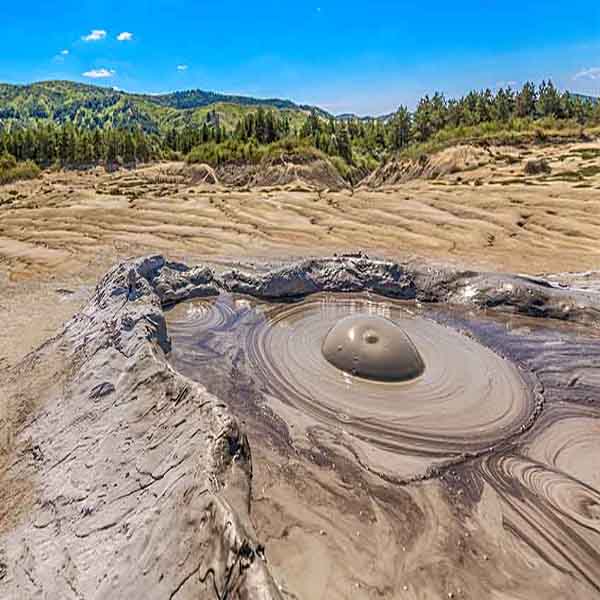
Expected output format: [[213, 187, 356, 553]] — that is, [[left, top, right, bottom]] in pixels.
[[1, 140, 600, 600], [1, 140, 600, 367]]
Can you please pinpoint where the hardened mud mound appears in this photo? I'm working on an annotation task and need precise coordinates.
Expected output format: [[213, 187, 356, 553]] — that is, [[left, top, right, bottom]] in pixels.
[[1, 253, 599, 599]]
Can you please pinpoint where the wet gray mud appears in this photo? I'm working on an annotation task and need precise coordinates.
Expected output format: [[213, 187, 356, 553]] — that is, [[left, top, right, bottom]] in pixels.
[[167, 295, 540, 482], [2, 254, 600, 599], [165, 267, 600, 597]]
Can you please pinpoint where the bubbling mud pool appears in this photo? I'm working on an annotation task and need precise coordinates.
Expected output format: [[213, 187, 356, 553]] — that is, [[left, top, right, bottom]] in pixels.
[[166, 293, 537, 481]]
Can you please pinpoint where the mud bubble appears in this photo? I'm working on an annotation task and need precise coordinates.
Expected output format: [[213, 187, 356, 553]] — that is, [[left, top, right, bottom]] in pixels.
[[322, 314, 425, 382]]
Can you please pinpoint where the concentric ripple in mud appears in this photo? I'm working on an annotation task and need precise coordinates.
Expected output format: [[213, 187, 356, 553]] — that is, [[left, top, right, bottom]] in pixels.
[[244, 295, 536, 479], [167, 294, 538, 481], [481, 448, 600, 592]]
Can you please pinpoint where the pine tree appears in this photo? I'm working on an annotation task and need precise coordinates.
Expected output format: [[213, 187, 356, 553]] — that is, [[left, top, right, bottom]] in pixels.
[[337, 126, 353, 163], [537, 80, 562, 118], [389, 106, 411, 149], [515, 82, 537, 118], [413, 95, 434, 142], [494, 88, 515, 122], [255, 108, 266, 143]]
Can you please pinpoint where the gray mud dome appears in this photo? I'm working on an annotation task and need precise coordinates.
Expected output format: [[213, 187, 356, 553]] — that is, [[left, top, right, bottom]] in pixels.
[[321, 314, 426, 382], [2, 254, 600, 599]]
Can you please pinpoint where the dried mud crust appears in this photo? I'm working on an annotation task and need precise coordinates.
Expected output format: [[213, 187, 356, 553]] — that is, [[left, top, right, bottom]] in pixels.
[[0, 255, 282, 600], [154, 253, 600, 325], [1, 253, 599, 599]]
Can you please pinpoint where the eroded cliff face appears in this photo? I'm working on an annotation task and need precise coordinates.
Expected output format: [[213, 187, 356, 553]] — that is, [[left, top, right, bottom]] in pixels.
[[1, 254, 599, 599]]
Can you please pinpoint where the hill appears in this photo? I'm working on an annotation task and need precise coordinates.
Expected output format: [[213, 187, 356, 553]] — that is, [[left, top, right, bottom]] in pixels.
[[0, 80, 330, 133]]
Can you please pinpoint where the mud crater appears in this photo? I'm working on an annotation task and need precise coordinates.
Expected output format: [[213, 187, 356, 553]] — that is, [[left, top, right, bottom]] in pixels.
[[157, 257, 600, 596], [166, 293, 540, 482]]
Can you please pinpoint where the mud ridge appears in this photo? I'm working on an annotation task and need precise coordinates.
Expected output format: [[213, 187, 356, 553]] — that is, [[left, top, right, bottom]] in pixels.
[[157, 253, 600, 326], [0, 255, 281, 599]]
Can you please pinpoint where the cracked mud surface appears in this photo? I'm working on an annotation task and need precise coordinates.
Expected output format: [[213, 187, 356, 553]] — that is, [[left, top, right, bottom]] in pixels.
[[1, 254, 600, 599]]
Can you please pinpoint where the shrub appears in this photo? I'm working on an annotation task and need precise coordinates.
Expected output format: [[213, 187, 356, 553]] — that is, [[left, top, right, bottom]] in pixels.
[[187, 140, 262, 166], [262, 138, 327, 163], [0, 153, 18, 171], [329, 155, 351, 179], [186, 137, 330, 168], [524, 158, 551, 175], [0, 154, 41, 185]]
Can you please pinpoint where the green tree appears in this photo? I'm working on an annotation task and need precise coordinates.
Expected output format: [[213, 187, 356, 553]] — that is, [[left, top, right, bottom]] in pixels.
[[515, 82, 537, 118], [389, 106, 411, 150], [537, 80, 562, 118], [494, 87, 515, 122]]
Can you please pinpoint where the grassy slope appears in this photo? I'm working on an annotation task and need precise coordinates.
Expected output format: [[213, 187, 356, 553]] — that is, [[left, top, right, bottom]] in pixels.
[[0, 80, 321, 133], [397, 118, 600, 160]]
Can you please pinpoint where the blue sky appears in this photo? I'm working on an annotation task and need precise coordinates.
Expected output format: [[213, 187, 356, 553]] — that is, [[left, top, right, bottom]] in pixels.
[[1, 0, 599, 115]]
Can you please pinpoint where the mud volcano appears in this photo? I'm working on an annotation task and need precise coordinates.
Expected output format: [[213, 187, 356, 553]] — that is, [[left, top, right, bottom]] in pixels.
[[322, 314, 425, 381], [169, 294, 537, 481], [5, 254, 600, 600]]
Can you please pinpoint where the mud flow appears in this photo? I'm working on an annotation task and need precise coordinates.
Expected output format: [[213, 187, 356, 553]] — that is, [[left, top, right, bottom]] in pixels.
[[166, 292, 600, 598]]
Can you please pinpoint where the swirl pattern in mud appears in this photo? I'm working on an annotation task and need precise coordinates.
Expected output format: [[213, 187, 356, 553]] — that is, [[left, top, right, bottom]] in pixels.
[[247, 296, 537, 479], [481, 449, 600, 593], [167, 296, 249, 363], [168, 294, 539, 481]]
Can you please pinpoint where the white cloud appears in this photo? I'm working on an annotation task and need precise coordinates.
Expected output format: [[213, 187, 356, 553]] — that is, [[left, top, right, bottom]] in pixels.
[[117, 31, 133, 41], [574, 67, 600, 81], [176, 64, 188, 71], [82, 68, 115, 79], [496, 80, 517, 88], [82, 29, 107, 42], [53, 49, 69, 63]]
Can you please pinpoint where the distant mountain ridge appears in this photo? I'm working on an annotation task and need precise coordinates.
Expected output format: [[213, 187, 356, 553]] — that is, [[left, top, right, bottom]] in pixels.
[[336, 112, 395, 123], [134, 87, 325, 114], [0, 80, 331, 132]]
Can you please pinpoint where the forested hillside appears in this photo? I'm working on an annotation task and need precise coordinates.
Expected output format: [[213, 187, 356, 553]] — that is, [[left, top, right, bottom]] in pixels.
[[0, 80, 322, 131], [1, 79, 599, 184]]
